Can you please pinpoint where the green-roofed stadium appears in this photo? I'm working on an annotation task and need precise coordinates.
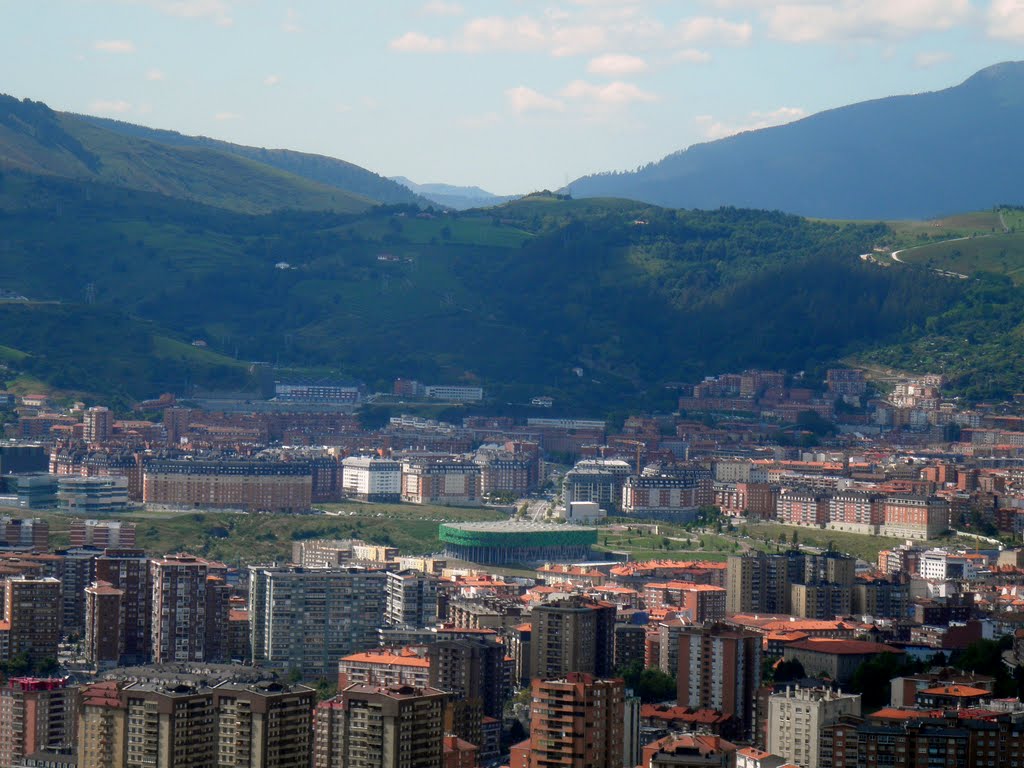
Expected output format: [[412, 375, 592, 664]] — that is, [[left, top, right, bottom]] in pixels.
[[438, 521, 597, 565]]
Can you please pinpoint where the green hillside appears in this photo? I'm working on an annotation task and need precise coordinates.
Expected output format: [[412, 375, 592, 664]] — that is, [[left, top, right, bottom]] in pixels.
[[0, 94, 374, 214], [3, 92, 1023, 408], [76, 114, 428, 207], [0, 170, 975, 407]]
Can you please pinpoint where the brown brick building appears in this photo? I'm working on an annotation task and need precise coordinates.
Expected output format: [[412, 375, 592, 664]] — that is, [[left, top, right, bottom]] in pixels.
[[142, 459, 312, 512]]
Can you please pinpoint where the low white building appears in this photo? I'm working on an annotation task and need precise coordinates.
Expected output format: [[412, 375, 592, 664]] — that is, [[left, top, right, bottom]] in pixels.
[[919, 548, 980, 581], [561, 501, 605, 524]]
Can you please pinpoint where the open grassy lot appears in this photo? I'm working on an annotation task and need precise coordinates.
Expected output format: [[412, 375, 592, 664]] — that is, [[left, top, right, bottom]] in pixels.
[[590, 521, 742, 563], [28, 502, 506, 565], [744, 521, 903, 562]]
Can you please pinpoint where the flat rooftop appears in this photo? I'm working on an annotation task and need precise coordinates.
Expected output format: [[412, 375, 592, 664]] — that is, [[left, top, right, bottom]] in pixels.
[[441, 520, 594, 533]]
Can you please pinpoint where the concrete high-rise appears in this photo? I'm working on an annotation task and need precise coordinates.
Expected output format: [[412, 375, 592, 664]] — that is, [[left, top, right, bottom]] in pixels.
[[95, 548, 151, 663], [726, 552, 794, 616], [427, 636, 509, 748], [249, 565, 387, 679], [0, 677, 76, 768], [385, 570, 438, 628], [84, 580, 124, 667], [0, 576, 62, 666], [83, 406, 113, 443], [77, 666, 314, 768], [150, 553, 214, 663], [767, 686, 861, 768], [530, 597, 616, 680], [518, 674, 625, 768], [313, 684, 447, 768], [677, 624, 761, 739], [55, 545, 102, 635]]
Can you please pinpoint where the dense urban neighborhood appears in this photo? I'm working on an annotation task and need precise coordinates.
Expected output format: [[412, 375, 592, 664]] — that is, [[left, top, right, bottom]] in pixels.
[[0, 365, 1023, 767]]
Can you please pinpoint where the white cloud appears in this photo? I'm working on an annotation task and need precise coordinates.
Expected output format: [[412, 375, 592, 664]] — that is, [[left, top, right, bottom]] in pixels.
[[672, 48, 713, 63], [146, 68, 166, 81], [263, 74, 282, 87], [506, 86, 565, 114], [390, 7, 751, 60], [90, 99, 133, 114], [550, 25, 607, 56], [587, 53, 648, 76], [94, 39, 136, 53], [390, 31, 447, 52], [696, 106, 806, 140], [214, 111, 241, 121], [677, 17, 753, 45], [914, 50, 951, 68], [765, 0, 971, 42], [988, 0, 1024, 39], [422, 0, 463, 16], [562, 79, 658, 105], [138, 0, 234, 27], [282, 7, 301, 33], [461, 16, 546, 52]]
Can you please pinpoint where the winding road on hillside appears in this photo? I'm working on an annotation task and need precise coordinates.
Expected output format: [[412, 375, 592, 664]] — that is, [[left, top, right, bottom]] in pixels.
[[885, 236, 972, 279]]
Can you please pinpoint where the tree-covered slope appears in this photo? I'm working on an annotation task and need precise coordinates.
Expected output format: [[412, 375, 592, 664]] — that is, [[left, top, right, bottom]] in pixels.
[[0, 173, 973, 405], [569, 62, 1024, 220], [75, 114, 427, 207], [0, 94, 375, 214]]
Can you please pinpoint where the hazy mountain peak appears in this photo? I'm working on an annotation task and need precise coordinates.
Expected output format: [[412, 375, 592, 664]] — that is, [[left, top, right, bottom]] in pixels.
[[567, 61, 1024, 220]]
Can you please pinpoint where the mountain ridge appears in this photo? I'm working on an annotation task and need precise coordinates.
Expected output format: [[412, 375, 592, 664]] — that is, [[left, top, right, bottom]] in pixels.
[[567, 61, 1024, 220], [389, 175, 519, 210]]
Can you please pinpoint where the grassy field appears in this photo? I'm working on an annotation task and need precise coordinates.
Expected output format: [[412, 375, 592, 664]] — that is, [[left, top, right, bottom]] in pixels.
[[344, 215, 532, 248], [0, 344, 28, 362], [590, 521, 742, 563], [886, 211, 1005, 246], [898, 232, 1024, 282], [744, 521, 903, 562], [30, 502, 506, 565]]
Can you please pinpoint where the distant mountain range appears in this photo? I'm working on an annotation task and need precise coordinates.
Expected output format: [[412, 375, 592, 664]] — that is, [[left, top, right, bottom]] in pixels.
[[568, 61, 1024, 220], [390, 176, 518, 210]]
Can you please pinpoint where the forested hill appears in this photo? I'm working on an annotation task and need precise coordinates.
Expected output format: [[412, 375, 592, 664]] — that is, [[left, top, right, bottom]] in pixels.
[[567, 62, 1024, 220], [0, 174, 971, 406], [75, 114, 428, 207], [0, 94, 380, 214]]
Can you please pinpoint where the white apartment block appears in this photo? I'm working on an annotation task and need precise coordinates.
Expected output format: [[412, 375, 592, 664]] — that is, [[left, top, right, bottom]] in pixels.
[[342, 456, 402, 502], [919, 549, 979, 581], [767, 686, 861, 768]]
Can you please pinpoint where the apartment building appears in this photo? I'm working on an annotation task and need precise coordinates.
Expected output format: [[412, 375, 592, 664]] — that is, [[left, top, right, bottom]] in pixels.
[[313, 684, 446, 768], [95, 549, 151, 664], [401, 458, 482, 506], [677, 625, 761, 739], [248, 565, 387, 679], [77, 669, 314, 768], [0, 576, 62, 666], [530, 597, 616, 680], [385, 570, 438, 628], [514, 674, 625, 768], [0, 677, 76, 768], [341, 456, 402, 502], [142, 458, 313, 513], [150, 554, 216, 663]]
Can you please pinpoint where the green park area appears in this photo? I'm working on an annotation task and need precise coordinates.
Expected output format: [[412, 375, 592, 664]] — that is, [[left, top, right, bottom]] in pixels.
[[19, 502, 504, 565]]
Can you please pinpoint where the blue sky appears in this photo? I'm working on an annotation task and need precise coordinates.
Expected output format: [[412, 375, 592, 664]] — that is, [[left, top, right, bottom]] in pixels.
[[4, 1, 1023, 194]]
